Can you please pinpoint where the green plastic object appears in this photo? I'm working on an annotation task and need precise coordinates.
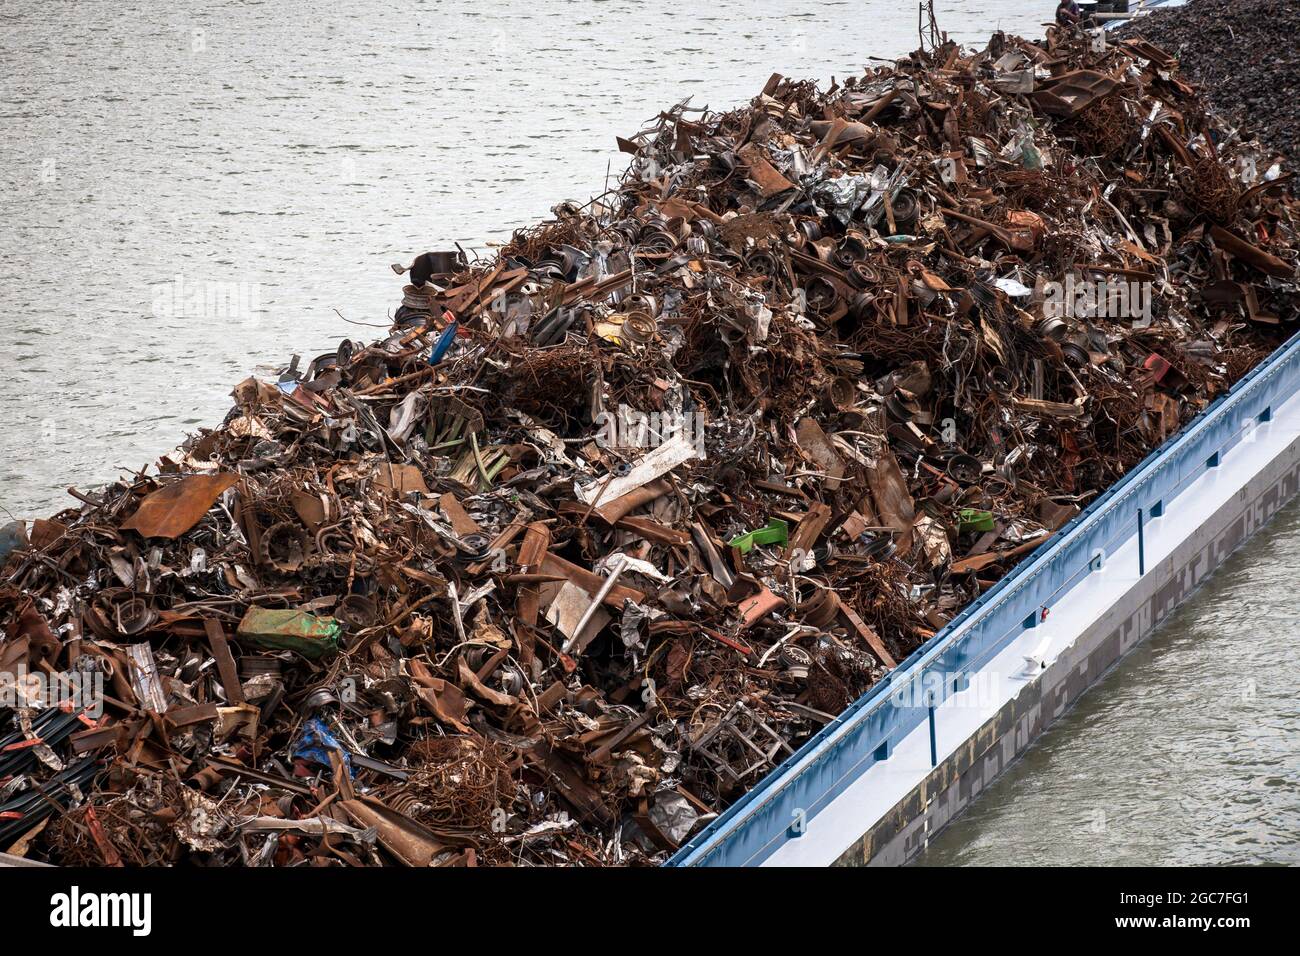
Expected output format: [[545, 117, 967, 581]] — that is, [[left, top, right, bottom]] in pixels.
[[728, 518, 789, 554], [1021, 141, 1043, 170], [236, 607, 342, 660], [958, 508, 995, 533]]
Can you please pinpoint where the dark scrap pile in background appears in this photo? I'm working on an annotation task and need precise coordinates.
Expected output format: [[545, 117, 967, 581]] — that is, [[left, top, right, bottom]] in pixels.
[[2, 23, 1298, 866], [1127, 0, 1300, 161]]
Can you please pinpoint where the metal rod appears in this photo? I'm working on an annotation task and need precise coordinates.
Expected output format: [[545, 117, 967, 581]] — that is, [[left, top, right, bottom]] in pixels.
[[562, 556, 627, 655], [1137, 507, 1145, 576], [928, 698, 938, 768]]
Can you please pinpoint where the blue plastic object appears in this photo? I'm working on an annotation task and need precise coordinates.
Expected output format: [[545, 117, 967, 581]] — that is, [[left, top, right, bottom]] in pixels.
[[428, 320, 459, 364], [291, 717, 354, 777]]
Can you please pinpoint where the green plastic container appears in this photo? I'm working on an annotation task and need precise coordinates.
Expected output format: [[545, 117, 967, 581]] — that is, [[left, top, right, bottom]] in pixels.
[[236, 607, 342, 660]]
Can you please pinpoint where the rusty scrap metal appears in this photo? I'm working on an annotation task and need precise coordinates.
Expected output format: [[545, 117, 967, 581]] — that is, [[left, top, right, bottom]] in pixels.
[[1, 21, 1298, 867]]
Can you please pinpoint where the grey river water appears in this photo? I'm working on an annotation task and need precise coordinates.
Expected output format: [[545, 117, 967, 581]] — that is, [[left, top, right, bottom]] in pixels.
[[1, 1, 1295, 864], [918, 497, 1300, 866]]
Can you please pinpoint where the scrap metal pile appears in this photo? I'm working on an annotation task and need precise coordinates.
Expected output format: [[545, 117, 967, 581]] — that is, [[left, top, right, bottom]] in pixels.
[[2, 23, 1297, 866], [1127, 0, 1300, 162]]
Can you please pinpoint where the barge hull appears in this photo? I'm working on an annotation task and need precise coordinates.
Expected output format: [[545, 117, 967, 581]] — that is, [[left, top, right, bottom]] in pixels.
[[837, 408, 1300, 866]]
